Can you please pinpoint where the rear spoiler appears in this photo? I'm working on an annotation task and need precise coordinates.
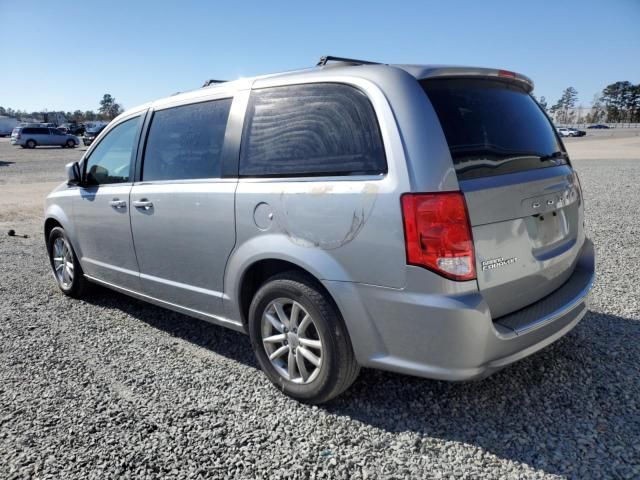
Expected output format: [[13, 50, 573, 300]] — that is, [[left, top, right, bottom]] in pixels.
[[399, 65, 534, 93]]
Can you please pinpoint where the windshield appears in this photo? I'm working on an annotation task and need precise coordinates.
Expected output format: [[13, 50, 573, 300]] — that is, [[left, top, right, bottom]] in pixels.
[[421, 78, 567, 180]]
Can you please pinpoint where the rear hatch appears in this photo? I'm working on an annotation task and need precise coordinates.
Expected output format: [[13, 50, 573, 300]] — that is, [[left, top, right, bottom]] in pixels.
[[421, 77, 584, 318]]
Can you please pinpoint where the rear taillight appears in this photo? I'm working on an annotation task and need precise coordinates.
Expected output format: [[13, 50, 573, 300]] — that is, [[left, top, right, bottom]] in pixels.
[[16, 133, 21, 139], [401, 192, 476, 281], [573, 171, 583, 207]]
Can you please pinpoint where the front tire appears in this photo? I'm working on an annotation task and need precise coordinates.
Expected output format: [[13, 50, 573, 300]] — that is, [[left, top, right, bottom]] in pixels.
[[47, 227, 88, 298], [248, 272, 359, 404], [66, 139, 75, 148]]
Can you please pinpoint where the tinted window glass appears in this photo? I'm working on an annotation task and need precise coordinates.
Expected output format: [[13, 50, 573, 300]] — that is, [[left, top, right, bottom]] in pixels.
[[50, 129, 63, 135], [421, 79, 566, 180], [35, 128, 49, 135], [142, 99, 232, 181], [85, 116, 140, 185], [22, 128, 34, 134], [240, 84, 386, 177]]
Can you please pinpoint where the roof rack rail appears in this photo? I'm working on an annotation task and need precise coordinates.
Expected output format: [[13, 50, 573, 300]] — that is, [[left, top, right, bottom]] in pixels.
[[316, 55, 380, 67], [202, 79, 227, 87]]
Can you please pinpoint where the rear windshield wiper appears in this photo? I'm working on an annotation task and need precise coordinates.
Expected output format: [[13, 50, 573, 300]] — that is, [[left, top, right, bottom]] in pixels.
[[450, 145, 567, 162], [538, 151, 568, 162]]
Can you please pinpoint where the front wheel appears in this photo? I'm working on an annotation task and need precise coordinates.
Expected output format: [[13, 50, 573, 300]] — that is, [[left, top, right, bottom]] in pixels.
[[47, 227, 88, 298], [66, 139, 75, 148], [248, 272, 359, 404]]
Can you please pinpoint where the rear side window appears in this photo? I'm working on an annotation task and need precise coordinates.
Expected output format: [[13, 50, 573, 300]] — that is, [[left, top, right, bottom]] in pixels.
[[421, 79, 566, 180], [142, 99, 232, 181], [24, 127, 48, 135], [240, 83, 386, 177]]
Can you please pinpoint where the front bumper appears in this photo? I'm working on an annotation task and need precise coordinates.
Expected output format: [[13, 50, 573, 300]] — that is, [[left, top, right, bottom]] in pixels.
[[325, 238, 595, 381]]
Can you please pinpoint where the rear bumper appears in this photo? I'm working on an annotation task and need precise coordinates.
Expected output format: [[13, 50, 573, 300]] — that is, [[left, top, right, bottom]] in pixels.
[[325, 238, 594, 381]]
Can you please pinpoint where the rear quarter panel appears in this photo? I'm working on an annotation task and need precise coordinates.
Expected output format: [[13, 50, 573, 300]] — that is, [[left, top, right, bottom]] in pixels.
[[223, 74, 426, 322], [221, 68, 467, 325]]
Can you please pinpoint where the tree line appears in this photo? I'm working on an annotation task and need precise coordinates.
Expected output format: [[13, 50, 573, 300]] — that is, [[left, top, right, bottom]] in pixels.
[[536, 81, 640, 124], [0, 94, 123, 123], [3, 85, 639, 126]]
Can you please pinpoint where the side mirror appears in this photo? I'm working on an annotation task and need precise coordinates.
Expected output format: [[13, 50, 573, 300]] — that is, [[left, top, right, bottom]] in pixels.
[[66, 161, 82, 186]]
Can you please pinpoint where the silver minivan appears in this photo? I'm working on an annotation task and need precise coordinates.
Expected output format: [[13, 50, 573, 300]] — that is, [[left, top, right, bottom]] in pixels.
[[12, 126, 79, 148], [44, 57, 594, 403]]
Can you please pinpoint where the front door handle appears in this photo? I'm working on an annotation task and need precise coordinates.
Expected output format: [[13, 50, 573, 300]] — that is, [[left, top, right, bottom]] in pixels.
[[109, 199, 126, 209], [133, 199, 153, 210]]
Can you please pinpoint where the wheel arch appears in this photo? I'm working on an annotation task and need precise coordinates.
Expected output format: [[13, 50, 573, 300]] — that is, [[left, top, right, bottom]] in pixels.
[[43, 205, 79, 257], [224, 235, 354, 327], [44, 217, 63, 247], [235, 257, 345, 329]]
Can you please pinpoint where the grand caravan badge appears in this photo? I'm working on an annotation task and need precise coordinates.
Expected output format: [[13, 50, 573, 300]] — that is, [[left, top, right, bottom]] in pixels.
[[481, 257, 518, 271]]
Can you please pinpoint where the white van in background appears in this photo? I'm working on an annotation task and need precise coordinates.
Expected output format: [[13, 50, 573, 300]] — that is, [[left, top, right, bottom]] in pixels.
[[0, 116, 19, 137]]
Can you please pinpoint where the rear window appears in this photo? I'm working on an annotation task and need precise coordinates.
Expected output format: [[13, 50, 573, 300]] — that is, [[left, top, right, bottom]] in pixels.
[[240, 83, 386, 177], [421, 79, 566, 180]]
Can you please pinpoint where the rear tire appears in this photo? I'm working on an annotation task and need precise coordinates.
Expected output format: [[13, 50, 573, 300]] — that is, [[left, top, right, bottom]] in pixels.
[[26, 139, 36, 149], [248, 271, 359, 404], [47, 227, 89, 298]]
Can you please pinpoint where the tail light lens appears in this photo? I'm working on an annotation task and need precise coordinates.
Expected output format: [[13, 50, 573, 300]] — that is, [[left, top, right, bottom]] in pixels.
[[401, 192, 476, 281], [573, 171, 583, 205]]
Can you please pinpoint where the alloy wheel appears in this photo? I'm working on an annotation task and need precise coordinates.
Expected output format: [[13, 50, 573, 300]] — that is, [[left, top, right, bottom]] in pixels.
[[52, 237, 74, 289], [261, 298, 323, 384]]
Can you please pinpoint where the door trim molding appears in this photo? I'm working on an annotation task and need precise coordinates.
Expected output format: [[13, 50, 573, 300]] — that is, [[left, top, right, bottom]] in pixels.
[[84, 274, 246, 333]]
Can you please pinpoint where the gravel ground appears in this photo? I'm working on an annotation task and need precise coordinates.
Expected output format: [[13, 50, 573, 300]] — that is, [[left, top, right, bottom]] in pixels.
[[0, 138, 639, 479]]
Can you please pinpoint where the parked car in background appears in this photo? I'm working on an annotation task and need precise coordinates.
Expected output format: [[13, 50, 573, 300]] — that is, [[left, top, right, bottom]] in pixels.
[[45, 58, 593, 403], [588, 124, 610, 129], [82, 124, 107, 146], [11, 126, 79, 148], [58, 123, 86, 136], [557, 127, 585, 137]]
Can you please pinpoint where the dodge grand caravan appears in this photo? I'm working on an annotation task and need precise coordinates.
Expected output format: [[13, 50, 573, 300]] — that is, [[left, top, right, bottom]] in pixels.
[[44, 56, 594, 403]]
